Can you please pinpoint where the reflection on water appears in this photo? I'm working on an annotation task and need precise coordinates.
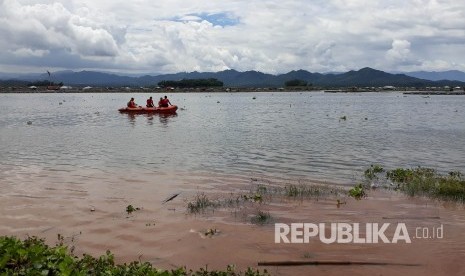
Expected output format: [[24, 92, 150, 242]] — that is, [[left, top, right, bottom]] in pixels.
[[123, 112, 177, 126], [1, 92, 465, 184], [158, 113, 177, 127], [126, 113, 137, 125]]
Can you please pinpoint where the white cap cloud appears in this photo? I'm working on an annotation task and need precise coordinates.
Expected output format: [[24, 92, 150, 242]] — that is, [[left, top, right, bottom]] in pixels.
[[0, 0, 464, 74]]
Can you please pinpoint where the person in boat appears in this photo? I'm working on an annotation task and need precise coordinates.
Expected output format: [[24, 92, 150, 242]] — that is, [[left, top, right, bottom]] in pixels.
[[146, 96, 154, 108], [127, 97, 138, 108], [159, 95, 172, 108], [158, 97, 164, 107]]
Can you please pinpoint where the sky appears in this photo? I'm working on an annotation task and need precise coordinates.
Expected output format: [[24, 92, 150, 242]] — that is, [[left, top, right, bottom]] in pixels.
[[0, 0, 464, 75]]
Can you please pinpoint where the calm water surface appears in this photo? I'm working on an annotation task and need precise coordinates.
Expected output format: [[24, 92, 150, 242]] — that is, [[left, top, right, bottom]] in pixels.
[[1, 92, 464, 184]]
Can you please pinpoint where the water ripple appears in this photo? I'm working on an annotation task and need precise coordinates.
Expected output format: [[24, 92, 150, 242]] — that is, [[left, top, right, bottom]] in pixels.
[[1, 92, 465, 184]]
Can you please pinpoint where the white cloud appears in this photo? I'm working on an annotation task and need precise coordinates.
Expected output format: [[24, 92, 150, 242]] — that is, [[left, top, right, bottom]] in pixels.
[[0, 0, 464, 74], [386, 40, 412, 62], [11, 48, 49, 57]]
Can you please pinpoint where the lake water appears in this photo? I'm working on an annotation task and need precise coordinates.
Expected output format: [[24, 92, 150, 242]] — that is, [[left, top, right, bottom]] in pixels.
[[1, 91, 465, 185]]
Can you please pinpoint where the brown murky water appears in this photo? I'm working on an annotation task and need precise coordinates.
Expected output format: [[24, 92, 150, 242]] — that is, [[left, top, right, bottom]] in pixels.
[[1, 167, 464, 275]]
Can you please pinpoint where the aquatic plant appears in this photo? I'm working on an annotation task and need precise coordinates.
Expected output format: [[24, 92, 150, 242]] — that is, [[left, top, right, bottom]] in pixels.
[[449, 171, 463, 179], [358, 165, 465, 202], [242, 194, 263, 203], [126, 204, 140, 214], [336, 199, 346, 208], [282, 184, 343, 199], [364, 164, 384, 180], [185, 182, 346, 222], [386, 168, 414, 183], [251, 210, 272, 225], [348, 184, 366, 200], [204, 228, 219, 237], [385, 167, 465, 201], [0, 236, 269, 275], [187, 193, 219, 214], [285, 184, 300, 197]]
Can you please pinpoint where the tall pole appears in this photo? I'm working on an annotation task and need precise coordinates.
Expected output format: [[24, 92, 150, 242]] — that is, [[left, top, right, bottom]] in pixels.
[[47, 70, 51, 86]]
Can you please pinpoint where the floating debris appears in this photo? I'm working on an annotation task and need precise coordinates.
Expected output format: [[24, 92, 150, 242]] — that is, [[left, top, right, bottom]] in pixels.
[[336, 199, 346, 208], [252, 96, 256, 100], [162, 192, 181, 204], [340, 115, 347, 121], [258, 260, 420, 267], [126, 204, 140, 214], [204, 228, 219, 237]]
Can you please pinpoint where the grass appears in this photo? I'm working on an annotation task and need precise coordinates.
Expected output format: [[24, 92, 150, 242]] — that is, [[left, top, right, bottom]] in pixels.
[[387, 168, 465, 201], [186, 192, 261, 215], [283, 184, 339, 198], [185, 182, 346, 224], [187, 193, 220, 214], [254, 183, 345, 200], [361, 165, 465, 202], [348, 184, 366, 200], [364, 164, 384, 180], [0, 236, 269, 275], [250, 210, 272, 225]]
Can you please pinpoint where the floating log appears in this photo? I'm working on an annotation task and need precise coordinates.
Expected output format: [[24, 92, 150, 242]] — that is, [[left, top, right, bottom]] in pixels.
[[257, 260, 420, 266]]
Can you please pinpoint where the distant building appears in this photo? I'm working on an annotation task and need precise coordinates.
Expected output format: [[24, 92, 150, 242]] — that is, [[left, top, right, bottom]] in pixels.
[[382, 85, 396, 90]]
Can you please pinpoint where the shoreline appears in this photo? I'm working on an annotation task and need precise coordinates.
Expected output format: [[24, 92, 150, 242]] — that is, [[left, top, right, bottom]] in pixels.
[[2, 88, 463, 94]]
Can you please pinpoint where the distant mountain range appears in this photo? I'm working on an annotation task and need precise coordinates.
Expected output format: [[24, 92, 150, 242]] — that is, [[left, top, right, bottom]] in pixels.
[[403, 70, 465, 82], [1, 67, 464, 88]]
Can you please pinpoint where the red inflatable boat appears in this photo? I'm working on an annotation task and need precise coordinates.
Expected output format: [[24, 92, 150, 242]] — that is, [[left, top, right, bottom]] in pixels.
[[118, 105, 178, 114]]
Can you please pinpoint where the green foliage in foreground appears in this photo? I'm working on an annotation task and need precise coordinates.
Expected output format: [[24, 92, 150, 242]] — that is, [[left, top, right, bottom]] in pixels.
[[0, 236, 269, 276]]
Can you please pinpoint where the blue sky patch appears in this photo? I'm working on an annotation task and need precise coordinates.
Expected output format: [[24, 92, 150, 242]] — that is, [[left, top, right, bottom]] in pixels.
[[176, 12, 239, 27]]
